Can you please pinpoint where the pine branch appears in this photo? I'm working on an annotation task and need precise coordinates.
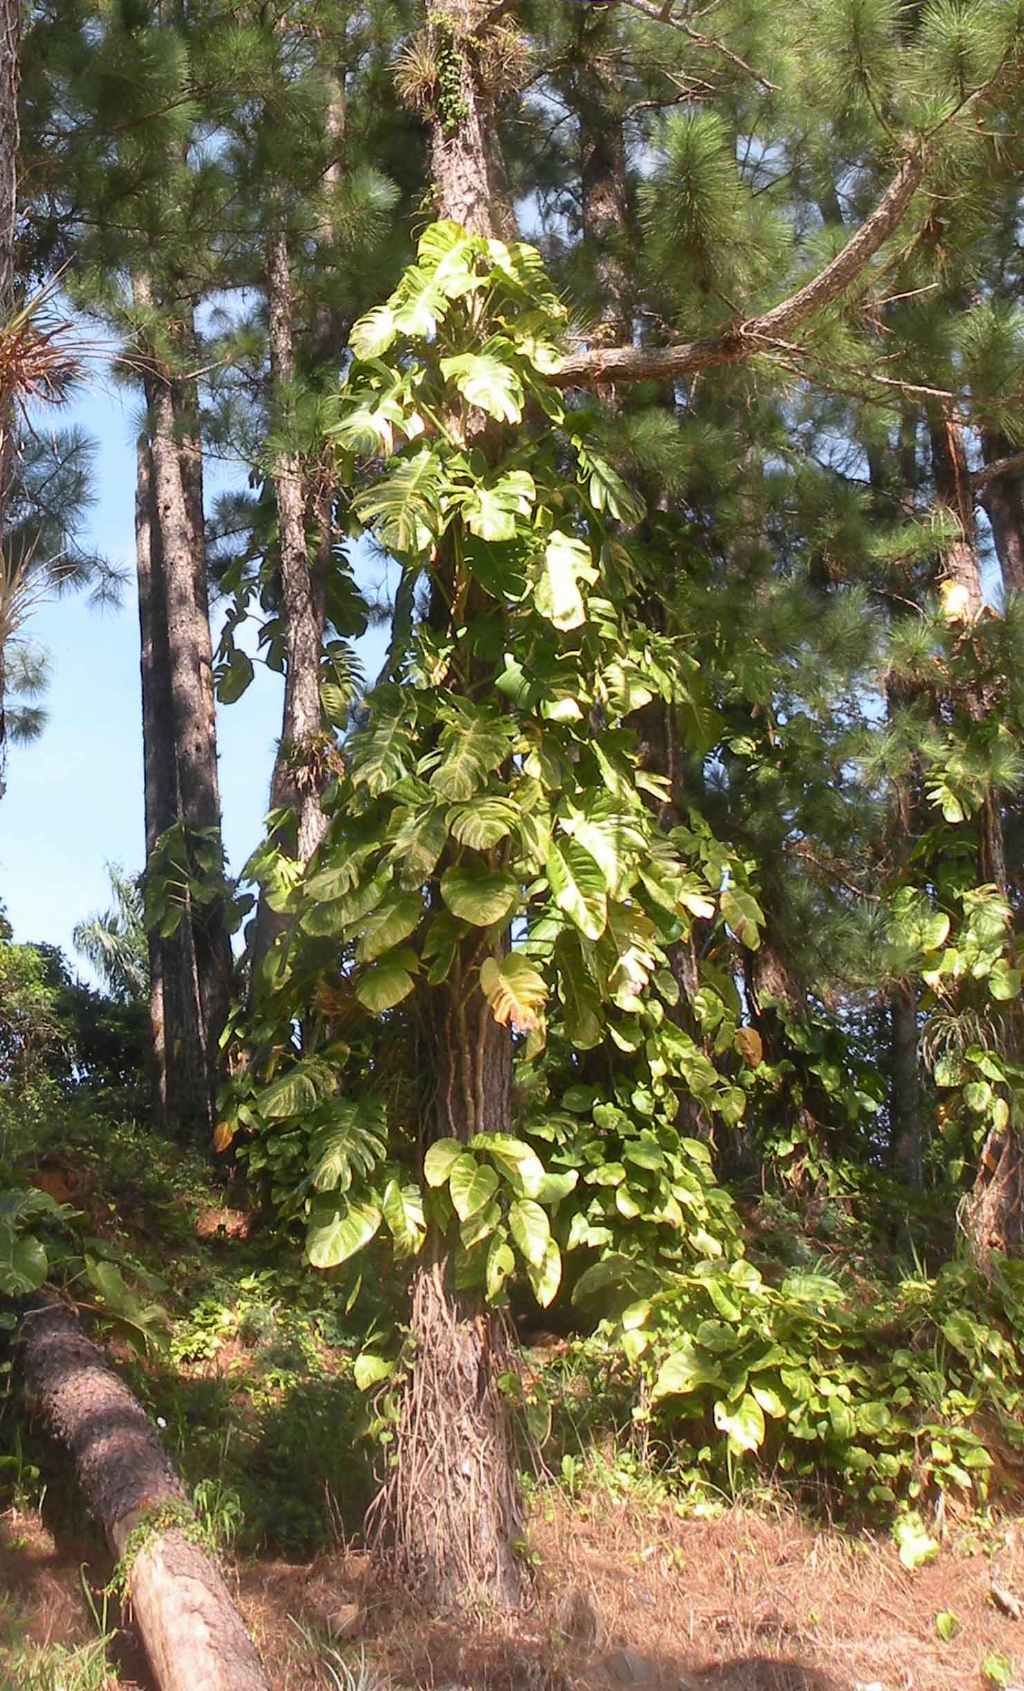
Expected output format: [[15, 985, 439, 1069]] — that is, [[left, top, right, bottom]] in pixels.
[[974, 448, 1024, 494], [607, 0, 777, 92], [554, 35, 1024, 391], [552, 146, 927, 388]]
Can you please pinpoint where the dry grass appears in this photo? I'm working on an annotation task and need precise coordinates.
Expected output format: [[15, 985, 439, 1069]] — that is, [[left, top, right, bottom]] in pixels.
[[6, 1482, 1024, 1688], [230, 1485, 1024, 1689]]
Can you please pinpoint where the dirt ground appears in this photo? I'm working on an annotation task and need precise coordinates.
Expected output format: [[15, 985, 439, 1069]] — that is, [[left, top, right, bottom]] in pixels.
[[5, 1489, 1022, 1690]]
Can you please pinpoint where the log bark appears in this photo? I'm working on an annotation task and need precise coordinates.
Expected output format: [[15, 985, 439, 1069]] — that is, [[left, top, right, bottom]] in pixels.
[[21, 1300, 269, 1691]]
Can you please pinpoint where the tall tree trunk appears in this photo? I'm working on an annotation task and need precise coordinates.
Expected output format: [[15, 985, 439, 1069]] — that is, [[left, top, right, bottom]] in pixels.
[[133, 273, 233, 1136], [252, 229, 329, 970], [372, 5, 527, 1611], [981, 428, 1024, 596], [148, 369, 233, 1128], [0, 0, 20, 795], [136, 436, 175, 1122]]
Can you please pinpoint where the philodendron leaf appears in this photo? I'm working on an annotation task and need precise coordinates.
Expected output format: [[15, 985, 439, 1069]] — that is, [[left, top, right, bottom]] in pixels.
[[449, 1153, 500, 1221], [355, 947, 419, 1012], [480, 953, 548, 1030], [546, 840, 607, 940], [721, 887, 764, 949], [652, 1344, 723, 1400], [306, 1200, 382, 1269], [440, 352, 524, 423], [354, 893, 423, 963], [349, 303, 397, 360], [0, 1227, 47, 1295], [509, 1198, 550, 1268], [893, 1511, 939, 1571], [534, 530, 596, 630], [469, 1133, 544, 1196], [486, 1235, 515, 1301], [441, 868, 519, 927], [381, 1178, 426, 1257], [526, 1238, 561, 1307], [424, 1138, 462, 1186], [714, 1393, 766, 1454]]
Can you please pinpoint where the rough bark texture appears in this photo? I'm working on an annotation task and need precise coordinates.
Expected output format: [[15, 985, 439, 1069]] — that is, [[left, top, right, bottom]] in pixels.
[[427, 0, 516, 240], [147, 370, 233, 1128], [370, 1257, 525, 1612], [0, 0, 17, 317], [981, 429, 1024, 595], [0, 0, 20, 794], [21, 1301, 269, 1691], [135, 436, 176, 1122]]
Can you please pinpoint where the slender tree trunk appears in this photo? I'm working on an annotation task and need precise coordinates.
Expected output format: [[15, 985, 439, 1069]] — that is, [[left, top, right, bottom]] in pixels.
[[981, 428, 1024, 596], [148, 370, 233, 1126], [0, 0, 20, 795], [22, 1301, 270, 1691], [136, 436, 174, 1121], [372, 9, 526, 1611]]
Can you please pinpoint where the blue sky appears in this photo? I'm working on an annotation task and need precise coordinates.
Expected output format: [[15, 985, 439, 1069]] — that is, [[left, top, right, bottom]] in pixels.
[[0, 369, 381, 973]]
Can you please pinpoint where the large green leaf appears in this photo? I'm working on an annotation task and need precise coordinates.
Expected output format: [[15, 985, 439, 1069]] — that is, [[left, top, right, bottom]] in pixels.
[[561, 801, 646, 897], [449, 1153, 500, 1221], [306, 1200, 382, 1270], [486, 1235, 515, 1301], [424, 1138, 462, 1187], [427, 703, 514, 801], [479, 953, 548, 1031], [258, 1067, 321, 1120], [534, 530, 596, 630], [440, 352, 524, 423], [555, 932, 603, 1048], [354, 893, 423, 963], [448, 797, 519, 849], [652, 1344, 723, 1400], [350, 695, 415, 795], [547, 840, 607, 940], [355, 948, 419, 1012], [353, 448, 442, 554], [349, 303, 397, 360], [509, 1198, 550, 1268], [714, 1393, 766, 1454], [381, 1178, 426, 1257], [526, 1238, 561, 1308], [469, 1132, 545, 1196], [721, 887, 764, 950], [388, 806, 450, 886], [0, 1226, 47, 1295], [441, 868, 519, 926], [460, 470, 535, 542]]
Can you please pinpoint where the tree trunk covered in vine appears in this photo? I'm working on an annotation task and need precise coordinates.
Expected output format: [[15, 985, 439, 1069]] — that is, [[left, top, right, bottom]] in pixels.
[[373, 2, 527, 1613]]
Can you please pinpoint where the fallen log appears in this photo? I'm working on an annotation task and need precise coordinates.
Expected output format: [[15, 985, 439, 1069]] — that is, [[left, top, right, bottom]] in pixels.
[[20, 1298, 270, 1691]]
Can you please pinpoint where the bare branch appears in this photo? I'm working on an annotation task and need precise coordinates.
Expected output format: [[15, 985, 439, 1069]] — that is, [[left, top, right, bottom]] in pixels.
[[608, 0, 777, 91], [974, 448, 1024, 495]]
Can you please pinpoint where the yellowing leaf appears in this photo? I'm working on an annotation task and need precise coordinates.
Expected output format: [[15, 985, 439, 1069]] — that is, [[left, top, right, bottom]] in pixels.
[[480, 953, 548, 1031], [534, 531, 596, 630]]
